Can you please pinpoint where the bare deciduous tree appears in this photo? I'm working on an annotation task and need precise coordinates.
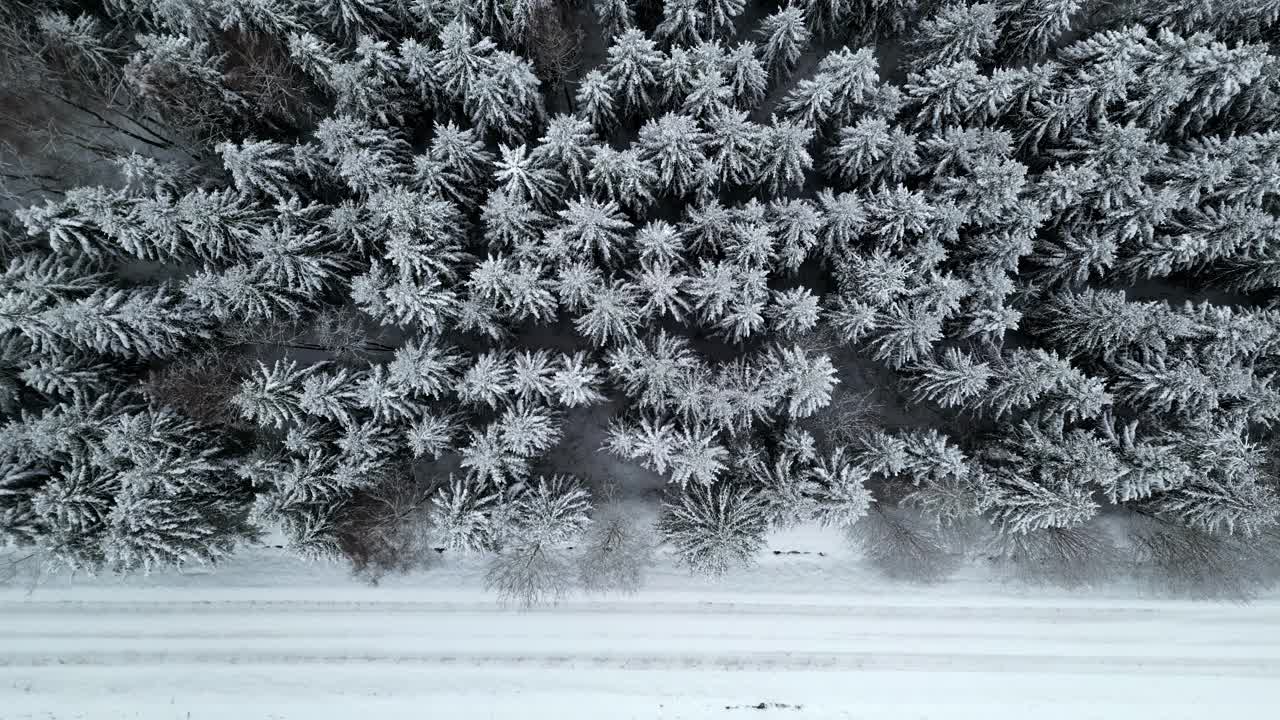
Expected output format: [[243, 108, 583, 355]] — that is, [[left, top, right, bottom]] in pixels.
[[577, 496, 655, 594], [485, 540, 575, 607], [337, 469, 441, 584], [847, 505, 960, 583], [142, 350, 253, 427], [527, 1, 582, 107], [986, 519, 1119, 588], [1129, 515, 1279, 602], [222, 31, 315, 133], [485, 475, 592, 606]]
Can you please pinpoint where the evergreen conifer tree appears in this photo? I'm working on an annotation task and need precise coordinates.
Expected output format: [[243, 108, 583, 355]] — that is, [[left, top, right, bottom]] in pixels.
[[660, 482, 767, 574], [757, 3, 810, 79]]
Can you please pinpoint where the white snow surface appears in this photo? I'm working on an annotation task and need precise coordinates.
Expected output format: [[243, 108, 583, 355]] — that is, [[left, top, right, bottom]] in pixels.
[[1, 525, 1278, 720]]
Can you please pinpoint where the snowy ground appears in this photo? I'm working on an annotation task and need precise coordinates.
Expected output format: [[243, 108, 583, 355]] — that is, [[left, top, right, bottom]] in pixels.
[[2, 527, 1278, 720]]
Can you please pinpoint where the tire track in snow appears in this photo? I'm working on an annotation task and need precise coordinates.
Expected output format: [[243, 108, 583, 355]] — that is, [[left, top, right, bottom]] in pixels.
[[2, 599, 1276, 622], [2, 598, 1278, 684], [8, 628, 1278, 647], [1, 649, 1276, 676]]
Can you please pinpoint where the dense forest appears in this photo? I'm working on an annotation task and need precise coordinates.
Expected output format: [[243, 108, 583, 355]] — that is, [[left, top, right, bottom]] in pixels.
[[1, 0, 1280, 604]]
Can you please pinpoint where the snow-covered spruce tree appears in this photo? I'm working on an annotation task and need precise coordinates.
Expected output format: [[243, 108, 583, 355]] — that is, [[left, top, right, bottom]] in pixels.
[[5, 1, 1280, 598], [593, 0, 635, 41], [905, 2, 999, 73], [757, 115, 814, 196], [218, 139, 297, 199], [995, 0, 1085, 61], [978, 418, 1110, 534], [826, 117, 919, 188], [1124, 0, 1280, 41], [756, 3, 810, 80], [724, 42, 768, 108], [655, 0, 707, 47], [638, 112, 707, 197], [1142, 421, 1280, 537], [428, 475, 499, 553], [659, 482, 768, 575], [604, 28, 664, 114], [0, 396, 257, 573], [745, 437, 820, 528], [575, 68, 619, 130], [779, 46, 884, 129]]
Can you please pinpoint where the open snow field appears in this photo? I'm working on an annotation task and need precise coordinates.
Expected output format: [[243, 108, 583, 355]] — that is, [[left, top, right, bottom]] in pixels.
[[2, 529, 1278, 720]]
